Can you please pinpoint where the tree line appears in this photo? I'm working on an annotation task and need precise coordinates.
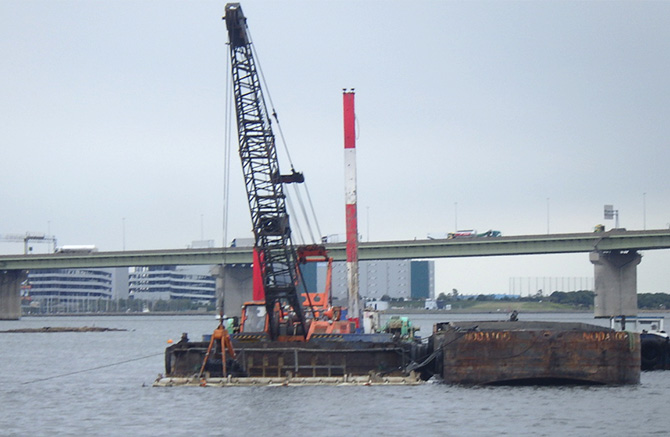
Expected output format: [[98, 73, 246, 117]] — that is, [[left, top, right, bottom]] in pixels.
[[436, 290, 670, 310]]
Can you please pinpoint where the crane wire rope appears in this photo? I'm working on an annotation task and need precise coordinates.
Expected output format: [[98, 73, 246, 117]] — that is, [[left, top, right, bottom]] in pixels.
[[284, 193, 306, 244], [21, 351, 165, 385], [226, 29, 315, 319], [220, 43, 234, 320], [244, 30, 319, 319], [289, 183, 316, 244], [301, 183, 323, 242], [246, 28, 323, 245]]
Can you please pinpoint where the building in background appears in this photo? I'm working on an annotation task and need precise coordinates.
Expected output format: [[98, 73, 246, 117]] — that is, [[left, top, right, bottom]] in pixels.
[[21, 255, 433, 314], [303, 260, 434, 303], [26, 268, 113, 313], [128, 265, 216, 303], [23, 265, 215, 314], [110, 267, 129, 300]]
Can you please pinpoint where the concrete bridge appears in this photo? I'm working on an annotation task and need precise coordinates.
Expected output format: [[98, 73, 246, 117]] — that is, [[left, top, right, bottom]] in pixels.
[[2, 228, 670, 319]]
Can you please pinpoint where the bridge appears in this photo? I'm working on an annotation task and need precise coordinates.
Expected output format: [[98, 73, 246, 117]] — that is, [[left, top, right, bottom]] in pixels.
[[2, 228, 670, 319]]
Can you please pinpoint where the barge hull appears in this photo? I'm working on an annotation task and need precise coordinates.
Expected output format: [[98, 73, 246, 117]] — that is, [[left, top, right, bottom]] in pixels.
[[165, 337, 416, 380], [435, 321, 640, 385]]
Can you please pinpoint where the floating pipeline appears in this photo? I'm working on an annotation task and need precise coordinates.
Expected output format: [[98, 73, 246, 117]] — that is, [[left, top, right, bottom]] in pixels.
[[157, 321, 641, 387]]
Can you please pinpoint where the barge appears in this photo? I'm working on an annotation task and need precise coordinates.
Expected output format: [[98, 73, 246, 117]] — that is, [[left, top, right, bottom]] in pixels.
[[156, 329, 428, 387], [432, 321, 640, 385], [155, 319, 641, 386]]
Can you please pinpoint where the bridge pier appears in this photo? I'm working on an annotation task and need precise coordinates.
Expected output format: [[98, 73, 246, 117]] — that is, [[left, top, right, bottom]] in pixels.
[[590, 250, 641, 318], [210, 264, 253, 319], [0, 270, 27, 320]]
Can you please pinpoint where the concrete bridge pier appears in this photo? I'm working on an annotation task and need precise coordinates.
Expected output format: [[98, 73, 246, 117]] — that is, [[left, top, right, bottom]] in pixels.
[[590, 250, 641, 318], [210, 264, 253, 319], [0, 270, 27, 320]]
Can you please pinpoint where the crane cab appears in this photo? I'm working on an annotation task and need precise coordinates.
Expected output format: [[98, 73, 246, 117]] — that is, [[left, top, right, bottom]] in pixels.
[[237, 301, 308, 341]]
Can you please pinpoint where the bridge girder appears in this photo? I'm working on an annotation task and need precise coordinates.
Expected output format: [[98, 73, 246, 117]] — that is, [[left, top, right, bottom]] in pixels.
[[1, 229, 670, 270]]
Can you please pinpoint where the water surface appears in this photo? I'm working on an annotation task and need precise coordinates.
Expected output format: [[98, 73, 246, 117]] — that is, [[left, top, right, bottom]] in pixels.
[[1, 314, 667, 436]]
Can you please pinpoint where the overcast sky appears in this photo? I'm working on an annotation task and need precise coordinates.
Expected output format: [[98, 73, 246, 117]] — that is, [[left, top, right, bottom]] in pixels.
[[2, 1, 670, 295]]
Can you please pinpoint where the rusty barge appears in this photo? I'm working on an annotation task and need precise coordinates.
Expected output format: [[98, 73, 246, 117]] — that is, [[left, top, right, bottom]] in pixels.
[[433, 321, 639, 385], [155, 319, 640, 387]]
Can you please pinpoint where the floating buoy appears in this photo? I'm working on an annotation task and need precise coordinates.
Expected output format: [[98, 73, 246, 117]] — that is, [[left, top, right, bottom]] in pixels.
[[167, 339, 173, 344]]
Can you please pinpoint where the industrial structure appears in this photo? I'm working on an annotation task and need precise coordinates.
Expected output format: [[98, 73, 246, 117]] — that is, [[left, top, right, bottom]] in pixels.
[[225, 2, 310, 339], [0, 232, 57, 254], [343, 90, 361, 320], [156, 3, 641, 386]]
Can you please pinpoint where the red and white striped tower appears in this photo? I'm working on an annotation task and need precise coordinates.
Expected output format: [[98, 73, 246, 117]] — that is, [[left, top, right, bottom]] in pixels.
[[343, 89, 360, 324]]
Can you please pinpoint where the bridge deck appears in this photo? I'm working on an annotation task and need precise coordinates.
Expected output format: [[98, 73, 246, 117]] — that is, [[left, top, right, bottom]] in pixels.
[[2, 229, 670, 269]]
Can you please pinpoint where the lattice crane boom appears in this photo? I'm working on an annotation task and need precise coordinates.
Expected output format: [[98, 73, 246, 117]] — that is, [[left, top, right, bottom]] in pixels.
[[224, 3, 307, 340]]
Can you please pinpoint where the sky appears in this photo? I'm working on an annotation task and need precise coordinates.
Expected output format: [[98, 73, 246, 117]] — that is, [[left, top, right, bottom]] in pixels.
[[2, 1, 670, 296]]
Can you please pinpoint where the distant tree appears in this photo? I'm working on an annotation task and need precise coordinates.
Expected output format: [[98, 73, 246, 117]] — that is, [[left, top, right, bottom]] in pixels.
[[381, 294, 391, 302], [153, 299, 167, 312], [451, 289, 459, 299], [638, 293, 670, 310], [549, 290, 594, 308], [437, 292, 448, 301], [549, 291, 568, 304]]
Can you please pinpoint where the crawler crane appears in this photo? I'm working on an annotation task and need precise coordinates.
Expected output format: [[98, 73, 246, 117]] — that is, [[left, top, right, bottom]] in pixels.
[[225, 2, 321, 341]]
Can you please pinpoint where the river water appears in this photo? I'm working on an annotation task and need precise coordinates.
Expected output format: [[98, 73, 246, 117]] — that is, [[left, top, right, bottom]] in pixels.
[[1, 313, 668, 436]]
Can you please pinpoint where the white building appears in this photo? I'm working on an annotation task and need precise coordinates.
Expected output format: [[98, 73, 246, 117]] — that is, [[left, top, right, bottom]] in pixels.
[[128, 265, 216, 303], [27, 268, 113, 313]]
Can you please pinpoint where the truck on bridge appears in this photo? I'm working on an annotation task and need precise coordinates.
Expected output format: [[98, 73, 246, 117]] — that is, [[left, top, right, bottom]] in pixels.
[[54, 245, 98, 254], [444, 229, 502, 239]]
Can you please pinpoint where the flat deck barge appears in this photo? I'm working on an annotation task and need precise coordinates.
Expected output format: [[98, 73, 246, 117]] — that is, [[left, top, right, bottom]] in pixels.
[[433, 321, 640, 385], [156, 320, 640, 386]]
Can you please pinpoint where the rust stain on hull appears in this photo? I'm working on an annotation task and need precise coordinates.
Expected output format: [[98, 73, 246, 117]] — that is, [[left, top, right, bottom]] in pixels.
[[434, 321, 640, 385]]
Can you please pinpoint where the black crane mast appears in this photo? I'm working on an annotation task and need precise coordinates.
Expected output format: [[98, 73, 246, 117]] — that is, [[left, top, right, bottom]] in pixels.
[[224, 3, 306, 340]]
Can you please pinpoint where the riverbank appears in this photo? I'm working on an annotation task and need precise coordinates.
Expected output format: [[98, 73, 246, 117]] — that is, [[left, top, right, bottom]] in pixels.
[[384, 301, 590, 315]]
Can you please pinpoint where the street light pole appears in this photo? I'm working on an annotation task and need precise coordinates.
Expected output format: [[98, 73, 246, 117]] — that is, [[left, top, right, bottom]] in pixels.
[[546, 197, 550, 234], [454, 202, 458, 231], [643, 192, 647, 230]]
